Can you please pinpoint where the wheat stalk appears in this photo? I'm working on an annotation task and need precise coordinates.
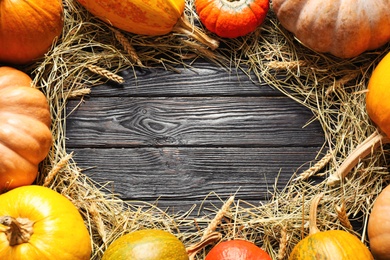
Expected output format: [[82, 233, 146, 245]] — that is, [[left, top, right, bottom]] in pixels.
[[86, 64, 124, 84], [43, 153, 73, 187]]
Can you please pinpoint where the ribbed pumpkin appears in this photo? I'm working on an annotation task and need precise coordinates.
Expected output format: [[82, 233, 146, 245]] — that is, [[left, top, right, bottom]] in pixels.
[[368, 185, 390, 259], [76, 0, 218, 49], [0, 67, 52, 192], [289, 194, 374, 259], [102, 229, 189, 260], [195, 0, 269, 38], [272, 0, 390, 58], [0, 0, 64, 64], [0, 185, 92, 259], [327, 52, 390, 186]]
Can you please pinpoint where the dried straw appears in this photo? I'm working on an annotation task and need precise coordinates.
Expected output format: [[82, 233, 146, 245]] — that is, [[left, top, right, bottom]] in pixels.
[[22, 0, 390, 258]]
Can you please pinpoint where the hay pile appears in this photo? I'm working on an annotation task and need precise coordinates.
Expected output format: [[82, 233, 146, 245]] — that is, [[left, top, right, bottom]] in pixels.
[[23, 0, 390, 259]]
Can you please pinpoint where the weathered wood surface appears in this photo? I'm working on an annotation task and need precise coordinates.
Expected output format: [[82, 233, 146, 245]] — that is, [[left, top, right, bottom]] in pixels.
[[66, 60, 325, 213]]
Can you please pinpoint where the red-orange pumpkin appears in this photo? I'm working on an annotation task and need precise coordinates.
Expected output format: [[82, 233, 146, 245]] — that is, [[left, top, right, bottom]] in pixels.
[[205, 239, 272, 260], [0, 0, 64, 64], [0, 67, 52, 192], [195, 0, 269, 38]]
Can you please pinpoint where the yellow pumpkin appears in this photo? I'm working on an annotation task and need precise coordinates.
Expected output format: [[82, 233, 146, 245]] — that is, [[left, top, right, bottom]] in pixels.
[[272, 0, 390, 58], [0, 67, 52, 192], [0, 185, 92, 259], [0, 0, 64, 64], [289, 194, 373, 259], [76, 0, 219, 49]]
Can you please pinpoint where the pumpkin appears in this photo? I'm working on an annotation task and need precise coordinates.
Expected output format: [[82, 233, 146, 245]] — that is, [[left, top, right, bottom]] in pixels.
[[102, 229, 189, 260], [76, 0, 219, 49], [366, 52, 390, 138], [289, 193, 373, 259], [0, 185, 92, 259], [368, 185, 390, 259], [272, 0, 390, 58], [327, 52, 390, 186], [195, 0, 269, 38], [0, 66, 52, 192], [0, 0, 64, 64], [205, 239, 272, 260]]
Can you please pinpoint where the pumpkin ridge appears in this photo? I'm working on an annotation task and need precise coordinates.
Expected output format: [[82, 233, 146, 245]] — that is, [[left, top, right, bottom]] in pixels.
[[0, 114, 52, 164]]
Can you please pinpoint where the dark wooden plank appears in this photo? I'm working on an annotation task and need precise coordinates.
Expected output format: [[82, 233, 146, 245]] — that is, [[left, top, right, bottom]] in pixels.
[[71, 146, 322, 204], [66, 59, 326, 214], [66, 97, 324, 147], [91, 61, 280, 97]]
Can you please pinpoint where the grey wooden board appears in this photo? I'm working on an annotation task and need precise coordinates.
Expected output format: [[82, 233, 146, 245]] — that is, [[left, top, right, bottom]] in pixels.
[[65, 60, 325, 213]]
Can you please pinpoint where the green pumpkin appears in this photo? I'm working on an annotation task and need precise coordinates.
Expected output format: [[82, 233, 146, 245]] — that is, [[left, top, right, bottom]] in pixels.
[[102, 229, 189, 260]]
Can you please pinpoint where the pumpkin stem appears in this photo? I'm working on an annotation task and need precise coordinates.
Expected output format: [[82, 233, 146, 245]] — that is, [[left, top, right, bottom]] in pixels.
[[327, 130, 390, 186], [186, 231, 222, 260], [308, 193, 324, 235], [173, 15, 219, 50], [0, 216, 34, 246]]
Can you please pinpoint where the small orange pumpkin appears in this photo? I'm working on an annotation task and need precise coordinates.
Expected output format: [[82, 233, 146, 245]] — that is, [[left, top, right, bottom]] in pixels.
[[0, 185, 92, 259], [195, 0, 269, 38], [368, 185, 390, 259], [289, 194, 373, 259], [205, 239, 272, 260], [0, 67, 52, 192], [0, 0, 64, 64]]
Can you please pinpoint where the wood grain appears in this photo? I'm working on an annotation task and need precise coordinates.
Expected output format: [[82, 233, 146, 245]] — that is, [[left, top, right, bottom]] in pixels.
[[66, 60, 325, 213]]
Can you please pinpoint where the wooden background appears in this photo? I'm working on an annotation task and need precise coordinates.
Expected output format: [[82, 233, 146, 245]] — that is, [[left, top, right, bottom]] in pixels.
[[66, 59, 325, 215]]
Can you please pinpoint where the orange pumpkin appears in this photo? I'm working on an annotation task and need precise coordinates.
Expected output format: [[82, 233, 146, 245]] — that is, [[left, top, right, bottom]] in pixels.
[[195, 0, 269, 38], [272, 0, 390, 58], [368, 185, 390, 259], [0, 67, 52, 192], [0, 185, 92, 259], [205, 239, 272, 260], [0, 0, 64, 64], [76, 0, 219, 49], [366, 52, 390, 137]]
